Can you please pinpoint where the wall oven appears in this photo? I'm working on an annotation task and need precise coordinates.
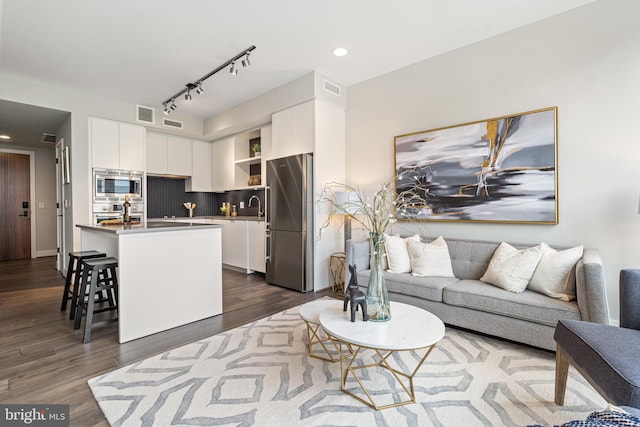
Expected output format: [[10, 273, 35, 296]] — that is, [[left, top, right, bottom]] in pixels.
[[93, 202, 143, 225], [93, 168, 143, 202]]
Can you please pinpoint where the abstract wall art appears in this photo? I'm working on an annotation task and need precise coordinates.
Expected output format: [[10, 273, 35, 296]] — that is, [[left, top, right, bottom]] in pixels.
[[394, 107, 558, 224]]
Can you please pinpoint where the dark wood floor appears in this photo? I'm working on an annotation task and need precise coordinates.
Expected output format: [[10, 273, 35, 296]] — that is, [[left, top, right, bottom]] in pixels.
[[0, 257, 333, 426]]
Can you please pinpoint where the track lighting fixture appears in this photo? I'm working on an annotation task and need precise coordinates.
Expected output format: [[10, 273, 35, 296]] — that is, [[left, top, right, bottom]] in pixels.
[[241, 52, 251, 68], [161, 46, 255, 113]]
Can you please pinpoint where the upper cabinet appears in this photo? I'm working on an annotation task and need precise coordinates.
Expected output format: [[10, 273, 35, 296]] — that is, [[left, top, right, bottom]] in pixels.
[[270, 101, 314, 160], [186, 140, 212, 192], [146, 132, 192, 176], [90, 117, 145, 171], [167, 136, 192, 176], [211, 136, 235, 192]]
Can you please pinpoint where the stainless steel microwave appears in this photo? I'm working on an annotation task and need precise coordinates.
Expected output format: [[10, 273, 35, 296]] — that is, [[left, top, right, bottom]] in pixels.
[[93, 168, 143, 202]]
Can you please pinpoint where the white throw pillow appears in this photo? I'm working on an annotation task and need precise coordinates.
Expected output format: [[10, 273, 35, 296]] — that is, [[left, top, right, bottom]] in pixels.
[[480, 242, 543, 293], [407, 236, 455, 277], [384, 234, 420, 273], [528, 243, 583, 301]]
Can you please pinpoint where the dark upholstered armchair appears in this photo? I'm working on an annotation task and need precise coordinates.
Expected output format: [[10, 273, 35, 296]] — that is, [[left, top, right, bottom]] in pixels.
[[554, 269, 640, 411]]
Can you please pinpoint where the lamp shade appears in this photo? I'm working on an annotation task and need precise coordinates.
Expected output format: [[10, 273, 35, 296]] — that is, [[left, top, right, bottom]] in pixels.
[[333, 191, 359, 215]]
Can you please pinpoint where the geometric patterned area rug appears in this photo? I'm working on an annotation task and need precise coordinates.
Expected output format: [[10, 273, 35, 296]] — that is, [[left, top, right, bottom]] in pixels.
[[88, 303, 606, 427]]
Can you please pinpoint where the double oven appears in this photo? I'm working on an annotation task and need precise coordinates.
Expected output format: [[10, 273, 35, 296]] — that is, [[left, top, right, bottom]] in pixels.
[[93, 169, 144, 224]]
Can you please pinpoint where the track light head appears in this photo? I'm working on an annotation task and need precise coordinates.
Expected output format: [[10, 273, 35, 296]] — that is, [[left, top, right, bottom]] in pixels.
[[229, 61, 237, 75], [185, 89, 192, 101], [196, 83, 204, 95], [170, 100, 177, 110], [241, 52, 251, 68], [163, 104, 171, 115]]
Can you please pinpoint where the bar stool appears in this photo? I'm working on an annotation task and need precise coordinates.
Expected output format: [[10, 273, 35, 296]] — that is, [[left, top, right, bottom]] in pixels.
[[74, 257, 119, 344], [60, 250, 107, 319]]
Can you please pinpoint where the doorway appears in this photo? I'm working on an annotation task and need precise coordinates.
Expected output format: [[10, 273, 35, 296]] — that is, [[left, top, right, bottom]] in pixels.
[[0, 149, 36, 260]]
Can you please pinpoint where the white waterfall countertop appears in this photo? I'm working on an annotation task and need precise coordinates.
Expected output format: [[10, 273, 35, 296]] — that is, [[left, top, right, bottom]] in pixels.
[[77, 221, 222, 235]]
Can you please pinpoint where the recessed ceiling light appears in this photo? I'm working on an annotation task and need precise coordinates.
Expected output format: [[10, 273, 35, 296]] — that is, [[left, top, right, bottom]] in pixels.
[[332, 47, 348, 57], [0, 134, 11, 140]]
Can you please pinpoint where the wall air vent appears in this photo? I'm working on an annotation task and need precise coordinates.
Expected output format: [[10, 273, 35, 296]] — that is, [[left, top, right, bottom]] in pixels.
[[323, 80, 341, 96], [162, 118, 184, 130], [40, 133, 57, 143], [137, 105, 155, 124]]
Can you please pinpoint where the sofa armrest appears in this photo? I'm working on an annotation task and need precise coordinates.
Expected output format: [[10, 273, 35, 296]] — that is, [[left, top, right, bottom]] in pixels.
[[345, 238, 370, 285], [575, 248, 610, 324], [619, 269, 640, 330]]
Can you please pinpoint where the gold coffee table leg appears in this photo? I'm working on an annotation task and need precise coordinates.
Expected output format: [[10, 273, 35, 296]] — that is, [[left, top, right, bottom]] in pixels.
[[334, 337, 438, 410], [304, 320, 352, 362]]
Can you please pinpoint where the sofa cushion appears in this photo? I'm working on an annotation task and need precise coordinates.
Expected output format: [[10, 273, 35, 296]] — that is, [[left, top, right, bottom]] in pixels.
[[407, 236, 454, 277], [555, 320, 640, 408], [357, 270, 458, 303], [480, 242, 543, 293], [385, 233, 419, 273], [443, 279, 581, 327], [528, 243, 583, 301]]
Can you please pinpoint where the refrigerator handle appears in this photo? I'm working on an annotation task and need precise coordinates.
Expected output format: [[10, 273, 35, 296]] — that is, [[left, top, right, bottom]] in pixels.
[[265, 230, 271, 262]]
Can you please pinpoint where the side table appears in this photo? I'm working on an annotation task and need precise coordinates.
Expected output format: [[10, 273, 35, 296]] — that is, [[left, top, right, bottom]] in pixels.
[[329, 252, 346, 296], [299, 299, 352, 362]]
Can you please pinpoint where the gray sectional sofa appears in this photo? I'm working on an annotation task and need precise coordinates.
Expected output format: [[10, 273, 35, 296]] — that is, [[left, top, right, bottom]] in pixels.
[[345, 236, 610, 351]]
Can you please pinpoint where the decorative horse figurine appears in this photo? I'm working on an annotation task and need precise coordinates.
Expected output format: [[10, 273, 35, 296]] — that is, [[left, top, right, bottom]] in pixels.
[[343, 264, 367, 322]]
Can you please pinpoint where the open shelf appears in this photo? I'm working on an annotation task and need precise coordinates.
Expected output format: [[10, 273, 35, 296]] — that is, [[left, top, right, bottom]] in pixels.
[[234, 156, 262, 166]]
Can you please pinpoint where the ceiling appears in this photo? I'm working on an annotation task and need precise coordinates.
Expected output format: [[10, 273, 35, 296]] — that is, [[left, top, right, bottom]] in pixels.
[[0, 0, 594, 146]]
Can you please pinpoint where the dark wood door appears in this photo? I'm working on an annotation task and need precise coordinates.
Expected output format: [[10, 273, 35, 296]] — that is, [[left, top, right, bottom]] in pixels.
[[0, 152, 31, 260]]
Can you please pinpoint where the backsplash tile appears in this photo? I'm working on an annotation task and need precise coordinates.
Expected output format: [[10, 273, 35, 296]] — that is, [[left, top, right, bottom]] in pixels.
[[147, 176, 266, 218]]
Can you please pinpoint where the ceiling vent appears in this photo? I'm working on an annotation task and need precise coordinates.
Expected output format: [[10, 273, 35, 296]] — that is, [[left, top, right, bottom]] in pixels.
[[40, 133, 57, 144], [162, 118, 183, 130], [323, 80, 341, 96], [136, 105, 155, 124]]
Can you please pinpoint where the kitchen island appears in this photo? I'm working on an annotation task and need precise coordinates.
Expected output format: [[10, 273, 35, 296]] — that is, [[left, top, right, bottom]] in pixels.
[[77, 221, 222, 343]]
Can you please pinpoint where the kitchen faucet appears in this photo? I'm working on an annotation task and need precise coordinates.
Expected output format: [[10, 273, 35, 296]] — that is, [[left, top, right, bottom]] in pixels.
[[248, 195, 263, 218]]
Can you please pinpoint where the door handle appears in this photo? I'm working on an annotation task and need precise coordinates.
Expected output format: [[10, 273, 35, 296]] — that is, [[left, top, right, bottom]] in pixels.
[[18, 211, 29, 217], [265, 231, 271, 262]]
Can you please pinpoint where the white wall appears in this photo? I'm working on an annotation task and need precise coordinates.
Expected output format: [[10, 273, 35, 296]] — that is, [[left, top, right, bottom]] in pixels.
[[345, 0, 640, 322]]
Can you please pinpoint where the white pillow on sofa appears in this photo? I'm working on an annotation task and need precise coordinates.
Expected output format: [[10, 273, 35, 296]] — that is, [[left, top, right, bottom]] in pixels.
[[384, 233, 420, 273], [407, 236, 454, 277], [528, 243, 583, 301], [480, 242, 543, 293]]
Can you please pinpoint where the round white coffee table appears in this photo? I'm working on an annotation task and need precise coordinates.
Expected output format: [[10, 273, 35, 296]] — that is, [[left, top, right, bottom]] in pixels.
[[319, 301, 445, 410]]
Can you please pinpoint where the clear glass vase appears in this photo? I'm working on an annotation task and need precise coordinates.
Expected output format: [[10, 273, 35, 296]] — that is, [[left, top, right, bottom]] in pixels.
[[365, 231, 391, 321]]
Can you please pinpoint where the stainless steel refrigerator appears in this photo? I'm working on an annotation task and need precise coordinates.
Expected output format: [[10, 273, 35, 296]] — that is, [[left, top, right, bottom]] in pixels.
[[265, 153, 313, 292]]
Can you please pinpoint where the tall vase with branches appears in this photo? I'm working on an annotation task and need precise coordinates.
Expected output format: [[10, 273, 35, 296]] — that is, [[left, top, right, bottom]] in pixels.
[[319, 170, 431, 321]]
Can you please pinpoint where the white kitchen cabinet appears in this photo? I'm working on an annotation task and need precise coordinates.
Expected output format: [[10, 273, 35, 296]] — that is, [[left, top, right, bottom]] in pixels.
[[248, 220, 266, 273], [211, 137, 235, 191], [215, 219, 248, 270], [146, 132, 168, 174], [146, 132, 192, 176], [186, 140, 212, 192], [167, 136, 192, 176], [91, 117, 145, 171], [119, 123, 145, 171], [270, 101, 314, 160]]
